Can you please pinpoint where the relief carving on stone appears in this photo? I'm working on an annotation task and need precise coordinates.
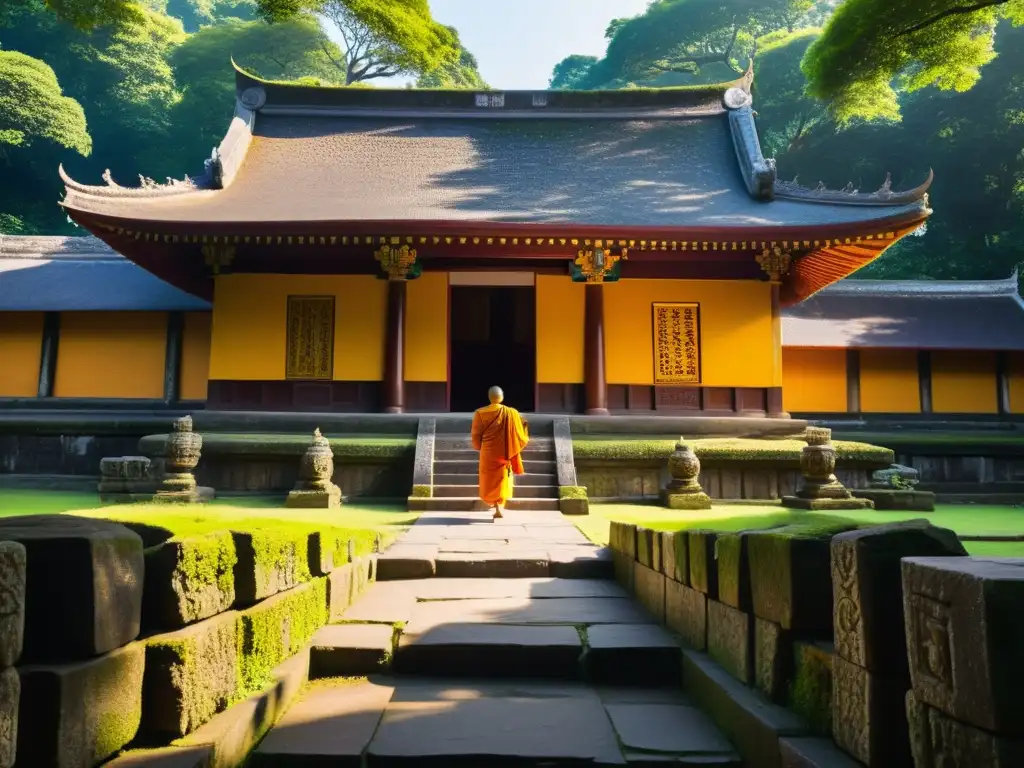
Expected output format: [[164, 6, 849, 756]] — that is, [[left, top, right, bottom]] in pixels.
[[832, 658, 870, 762], [909, 593, 955, 698], [832, 541, 864, 666]]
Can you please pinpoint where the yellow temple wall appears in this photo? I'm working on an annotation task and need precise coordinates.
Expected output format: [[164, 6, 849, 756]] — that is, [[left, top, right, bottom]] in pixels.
[[53, 312, 167, 399], [781, 348, 847, 412], [0, 312, 43, 397], [209, 274, 387, 381], [536, 276, 585, 384], [603, 279, 776, 387], [180, 312, 212, 400], [1010, 352, 1024, 414], [860, 349, 921, 413], [405, 272, 448, 382], [931, 351, 998, 414]]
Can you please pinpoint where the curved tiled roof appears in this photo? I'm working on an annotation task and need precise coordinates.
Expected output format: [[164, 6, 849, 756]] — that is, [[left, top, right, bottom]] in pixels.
[[0, 235, 210, 311]]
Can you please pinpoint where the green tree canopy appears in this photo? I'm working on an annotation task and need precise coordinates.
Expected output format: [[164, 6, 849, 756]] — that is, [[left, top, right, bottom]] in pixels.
[[802, 0, 1024, 125], [751, 29, 826, 156], [165, 0, 257, 31], [0, 49, 90, 155], [416, 26, 486, 88], [549, 54, 597, 89]]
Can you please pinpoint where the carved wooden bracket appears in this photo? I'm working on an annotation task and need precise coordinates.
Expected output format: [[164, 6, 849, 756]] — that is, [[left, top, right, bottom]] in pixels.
[[374, 238, 418, 280], [202, 244, 236, 274], [756, 245, 792, 283], [574, 240, 628, 283]]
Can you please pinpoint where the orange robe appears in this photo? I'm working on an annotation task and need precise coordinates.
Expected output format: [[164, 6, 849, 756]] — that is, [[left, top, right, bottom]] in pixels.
[[470, 403, 529, 507]]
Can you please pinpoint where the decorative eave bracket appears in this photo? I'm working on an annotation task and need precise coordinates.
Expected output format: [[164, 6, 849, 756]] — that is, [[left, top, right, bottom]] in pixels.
[[572, 240, 628, 283], [374, 237, 421, 281]]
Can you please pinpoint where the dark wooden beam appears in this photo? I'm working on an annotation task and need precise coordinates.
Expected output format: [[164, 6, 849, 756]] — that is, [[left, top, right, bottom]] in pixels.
[[918, 350, 933, 414], [996, 351, 1011, 415], [846, 349, 861, 414], [37, 311, 60, 399], [584, 283, 608, 416], [164, 311, 184, 404], [383, 280, 407, 413]]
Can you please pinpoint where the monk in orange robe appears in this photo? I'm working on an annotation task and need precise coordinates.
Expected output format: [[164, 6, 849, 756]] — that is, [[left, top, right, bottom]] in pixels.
[[471, 386, 529, 520]]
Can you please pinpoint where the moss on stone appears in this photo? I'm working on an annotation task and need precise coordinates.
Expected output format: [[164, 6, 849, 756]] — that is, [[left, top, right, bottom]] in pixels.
[[144, 531, 236, 630], [236, 578, 328, 696], [572, 437, 894, 466], [789, 641, 834, 736], [411, 484, 432, 498], [715, 532, 751, 610], [138, 432, 415, 459], [559, 485, 588, 500]]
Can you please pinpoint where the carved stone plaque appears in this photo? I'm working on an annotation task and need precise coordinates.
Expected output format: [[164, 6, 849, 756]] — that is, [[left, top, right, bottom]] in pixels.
[[286, 296, 335, 380], [653, 302, 701, 384]]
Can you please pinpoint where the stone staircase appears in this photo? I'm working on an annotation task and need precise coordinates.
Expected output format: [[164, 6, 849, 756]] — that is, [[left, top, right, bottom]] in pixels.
[[408, 431, 562, 512], [249, 509, 743, 766]]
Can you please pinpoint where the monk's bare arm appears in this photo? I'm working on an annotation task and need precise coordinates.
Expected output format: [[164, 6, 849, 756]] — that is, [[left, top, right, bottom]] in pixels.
[[470, 412, 483, 451]]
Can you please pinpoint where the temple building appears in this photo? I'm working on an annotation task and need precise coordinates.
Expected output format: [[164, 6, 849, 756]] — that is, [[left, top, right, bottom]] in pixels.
[[0, 67, 960, 417]]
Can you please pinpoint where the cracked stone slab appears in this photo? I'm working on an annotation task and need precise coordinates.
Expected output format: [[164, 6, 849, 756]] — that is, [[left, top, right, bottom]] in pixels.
[[367, 679, 625, 764], [605, 703, 737, 756]]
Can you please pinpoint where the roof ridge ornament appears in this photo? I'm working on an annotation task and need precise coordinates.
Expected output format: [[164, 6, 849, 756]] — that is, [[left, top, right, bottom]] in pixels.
[[723, 87, 752, 110], [240, 86, 266, 111], [774, 169, 934, 207], [59, 164, 202, 200]]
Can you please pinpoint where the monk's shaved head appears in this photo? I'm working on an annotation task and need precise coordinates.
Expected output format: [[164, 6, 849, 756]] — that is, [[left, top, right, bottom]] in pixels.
[[488, 386, 504, 403]]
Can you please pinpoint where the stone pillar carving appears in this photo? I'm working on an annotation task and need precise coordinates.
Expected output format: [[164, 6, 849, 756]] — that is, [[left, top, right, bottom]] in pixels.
[[98, 456, 154, 503], [661, 438, 712, 509], [375, 242, 417, 414], [782, 427, 871, 510], [155, 415, 209, 503], [286, 428, 342, 508]]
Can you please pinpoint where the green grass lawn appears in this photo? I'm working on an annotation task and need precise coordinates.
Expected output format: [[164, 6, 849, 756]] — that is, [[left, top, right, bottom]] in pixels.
[[574, 501, 1024, 557], [571, 436, 893, 463]]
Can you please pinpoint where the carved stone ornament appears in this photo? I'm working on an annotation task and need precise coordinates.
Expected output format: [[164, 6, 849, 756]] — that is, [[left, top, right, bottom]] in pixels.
[[661, 437, 712, 510], [240, 86, 267, 111], [723, 87, 752, 110], [574, 241, 628, 283], [756, 245, 792, 283], [202, 244, 236, 275], [287, 428, 342, 508], [155, 415, 204, 501], [374, 242, 418, 280], [797, 427, 853, 499]]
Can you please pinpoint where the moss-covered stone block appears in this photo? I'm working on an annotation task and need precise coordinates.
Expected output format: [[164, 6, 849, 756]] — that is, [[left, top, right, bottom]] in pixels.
[[103, 745, 213, 767], [0, 515, 144, 662], [716, 531, 752, 611], [789, 640, 834, 737], [748, 524, 855, 632], [609, 522, 637, 558], [558, 486, 589, 516], [144, 532, 236, 631], [0, 541, 26, 668], [687, 530, 718, 598], [327, 563, 353, 622], [851, 489, 935, 511], [0, 666, 18, 768], [661, 530, 688, 584], [755, 617, 793, 704], [143, 610, 240, 739], [236, 579, 327, 696], [231, 528, 312, 607], [306, 530, 354, 577], [410, 484, 432, 498], [663, 491, 712, 510], [18, 641, 145, 767]]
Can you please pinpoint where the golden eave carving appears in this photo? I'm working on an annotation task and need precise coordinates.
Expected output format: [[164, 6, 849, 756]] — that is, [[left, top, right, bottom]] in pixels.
[[575, 239, 628, 283], [373, 237, 417, 280], [756, 245, 793, 283]]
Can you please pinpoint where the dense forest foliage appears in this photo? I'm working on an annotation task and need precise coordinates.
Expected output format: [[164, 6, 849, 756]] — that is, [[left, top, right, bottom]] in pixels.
[[1, 0, 1021, 281]]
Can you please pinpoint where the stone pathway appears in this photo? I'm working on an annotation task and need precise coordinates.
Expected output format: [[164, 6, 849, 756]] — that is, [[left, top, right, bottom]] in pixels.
[[252, 510, 742, 766]]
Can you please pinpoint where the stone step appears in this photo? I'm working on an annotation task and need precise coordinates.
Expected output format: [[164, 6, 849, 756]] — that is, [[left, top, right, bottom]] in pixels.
[[436, 437, 553, 450], [408, 496, 560, 512], [308, 624, 395, 679], [250, 677, 741, 766], [434, 459, 555, 475], [377, 548, 611, 580], [436, 448, 555, 461], [433, 484, 559, 499], [433, 472, 558, 486]]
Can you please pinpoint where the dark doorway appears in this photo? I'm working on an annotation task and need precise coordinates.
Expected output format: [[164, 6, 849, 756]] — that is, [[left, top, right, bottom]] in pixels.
[[449, 284, 536, 412]]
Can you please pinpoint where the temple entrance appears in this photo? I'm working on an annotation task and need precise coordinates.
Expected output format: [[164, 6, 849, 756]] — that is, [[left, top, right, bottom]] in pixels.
[[449, 283, 536, 412]]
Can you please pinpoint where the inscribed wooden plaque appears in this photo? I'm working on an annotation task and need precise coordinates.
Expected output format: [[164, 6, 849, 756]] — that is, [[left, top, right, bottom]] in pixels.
[[286, 296, 335, 380], [652, 302, 701, 384]]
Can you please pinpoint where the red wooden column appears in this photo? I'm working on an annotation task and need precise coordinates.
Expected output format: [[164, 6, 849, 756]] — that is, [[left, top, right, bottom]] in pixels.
[[584, 282, 609, 415], [382, 279, 407, 414]]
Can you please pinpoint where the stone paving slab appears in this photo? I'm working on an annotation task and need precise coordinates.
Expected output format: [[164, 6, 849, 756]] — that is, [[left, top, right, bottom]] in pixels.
[[586, 624, 684, 685], [605, 703, 737, 757], [367, 679, 626, 765], [436, 538, 543, 553], [310, 624, 394, 678], [251, 679, 395, 767], [435, 552, 551, 578], [341, 578, 627, 608], [376, 545, 438, 581], [396, 623, 583, 678], [549, 548, 615, 579], [404, 596, 655, 631]]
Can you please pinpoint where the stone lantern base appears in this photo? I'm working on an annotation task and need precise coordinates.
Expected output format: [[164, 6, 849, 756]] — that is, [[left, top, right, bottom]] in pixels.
[[781, 494, 873, 511], [286, 484, 341, 509], [661, 489, 713, 510], [153, 486, 215, 504]]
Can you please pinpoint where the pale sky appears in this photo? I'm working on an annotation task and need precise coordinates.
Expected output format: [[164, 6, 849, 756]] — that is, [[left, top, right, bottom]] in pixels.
[[371, 0, 652, 89]]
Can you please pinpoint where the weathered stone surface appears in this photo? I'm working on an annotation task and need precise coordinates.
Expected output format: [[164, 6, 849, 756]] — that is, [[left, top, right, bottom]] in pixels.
[[404, 596, 653, 632], [0, 667, 18, 768], [749, 528, 841, 633], [231, 529, 307, 607], [779, 737, 863, 768], [605, 702, 736, 758], [852, 488, 935, 511], [103, 746, 213, 767], [376, 545, 438, 580], [609, 522, 636, 558], [0, 542, 25, 668], [755, 618, 792, 704], [435, 551, 549, 578], [633, 562, 666, 622], [717, 531, 752, 610], [18, 641, 145, 768], [98, 456, 154, 498], [548, 547, 613, 579], [398, 624, 582, 679], [307, 530, 352, 576], [681, 648, 809, 768], [613, 551, 635, 593], [831, 521, 966, 675], [251, 679, 394, 767], [789, 641, 834, 738], [666, 578, 707, 651], [586, 624, 681, 686], [367, 680, 624, 764], [142, 610, 240, 739], [143, 533, 235, 631], [342, 583, 417, 625], [310, 624, 394, 678], [179, 650, 308, 768], [831, 655, 912, 766], [688, 530, 719, 598], [707, 599, 753, 684], [327, 563, 353, 622], [636, 527, 659, 569], [0, 515, 143, 661], [906, 689, 1024, 768], [902, 556, 1024, 735], [661, 530, 688, 585]]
